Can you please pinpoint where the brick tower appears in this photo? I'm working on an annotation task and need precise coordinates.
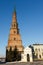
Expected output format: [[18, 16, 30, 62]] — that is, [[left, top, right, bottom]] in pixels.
[[6, 10, 24, 52]]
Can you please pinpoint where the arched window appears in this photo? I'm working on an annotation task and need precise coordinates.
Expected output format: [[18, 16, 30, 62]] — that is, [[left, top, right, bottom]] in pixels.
[[14, 31, 16, 33], [14, 38, 16, 40], [14, 24, 16, 27]]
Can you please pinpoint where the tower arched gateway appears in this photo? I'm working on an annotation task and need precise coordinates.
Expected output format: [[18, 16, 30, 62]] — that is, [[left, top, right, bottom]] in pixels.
[[6, 9, 24, 61]]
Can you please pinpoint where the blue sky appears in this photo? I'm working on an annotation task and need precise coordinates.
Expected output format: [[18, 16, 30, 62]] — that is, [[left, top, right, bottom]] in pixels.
[[0, 0, 43, 57]]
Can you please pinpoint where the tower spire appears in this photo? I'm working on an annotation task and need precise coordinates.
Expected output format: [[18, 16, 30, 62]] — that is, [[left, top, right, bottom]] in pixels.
[[14, 7, 16, 13], [12, 8, 17, 23], [6, 9, 24, 52]]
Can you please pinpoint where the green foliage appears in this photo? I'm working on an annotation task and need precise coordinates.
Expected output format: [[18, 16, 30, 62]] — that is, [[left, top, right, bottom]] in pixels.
[[6, 46, 21, 62], [6, 47, 12, 62], [14, 46, 18, 61]]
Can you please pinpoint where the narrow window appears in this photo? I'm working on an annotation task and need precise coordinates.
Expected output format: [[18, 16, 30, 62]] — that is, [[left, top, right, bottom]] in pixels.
[[14, 38, 16, 40], [39, 55, 41, 58], [14, 31, 16, 33]]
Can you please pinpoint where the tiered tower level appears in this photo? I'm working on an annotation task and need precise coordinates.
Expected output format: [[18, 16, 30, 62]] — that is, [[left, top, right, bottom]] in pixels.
[[6, 10, 24, 52]]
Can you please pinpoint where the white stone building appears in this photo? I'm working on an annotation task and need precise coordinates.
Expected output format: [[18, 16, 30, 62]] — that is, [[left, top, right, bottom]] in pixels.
[[21, 47, 33, 62], [33, 44, 43, 60]]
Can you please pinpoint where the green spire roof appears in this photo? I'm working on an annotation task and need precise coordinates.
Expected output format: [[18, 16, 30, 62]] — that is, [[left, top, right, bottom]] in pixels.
[[14, 7, 16, 13]]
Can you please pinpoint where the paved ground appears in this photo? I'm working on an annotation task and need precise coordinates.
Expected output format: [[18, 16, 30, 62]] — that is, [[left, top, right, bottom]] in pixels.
[[0, 61, 43, 65]]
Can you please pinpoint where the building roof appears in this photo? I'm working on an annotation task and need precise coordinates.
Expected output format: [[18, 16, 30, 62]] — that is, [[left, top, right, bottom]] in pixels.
[[33, 44, 43, 45]]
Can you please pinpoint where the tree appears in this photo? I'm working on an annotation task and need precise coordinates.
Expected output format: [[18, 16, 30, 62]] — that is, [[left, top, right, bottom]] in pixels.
[[6, 46, 21, 62], [13, 46, 18, 61], [12, 46, 21, 61], [6, 47, 12, 62]]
